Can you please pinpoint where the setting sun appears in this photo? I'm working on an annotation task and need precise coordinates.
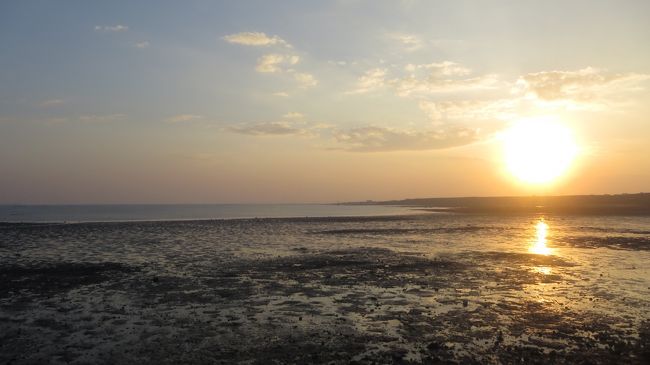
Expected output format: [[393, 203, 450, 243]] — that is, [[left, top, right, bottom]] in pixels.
[[502, 118, 578, 184]]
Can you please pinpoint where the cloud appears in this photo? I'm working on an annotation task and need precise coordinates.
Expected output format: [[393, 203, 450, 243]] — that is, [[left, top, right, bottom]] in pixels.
[[412, 68, 650, 125], [405, 61, 471, 77], [418, 99, 518, 123], [226, 111, 314, 137], [393, 74, 500, 97], [273, 91, 290, 97], [516, 67, 650, 102], [388, 33, 423, 51], [165, 114, 204, 123], [348, 62, 493, 96], [79, 114, 126, 123], [94, 25, 128, 32], [38, 99, 65, 107], [328, 60, 348, 66], [294, 72, 318, 88], [135, 41, 150, 48], [332, 125, 479, 152], [224, 32, 317, 88], [283, 112, 304, 119], [256, 54, 300, 73], [222, 32, 291, 47], [348, 68, 387, 94], [228, 121, 308, 136]]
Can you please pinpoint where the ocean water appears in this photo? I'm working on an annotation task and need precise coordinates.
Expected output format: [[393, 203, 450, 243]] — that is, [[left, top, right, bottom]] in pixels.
[[1, 212, 649, 362], [0, 204, 415, 223]]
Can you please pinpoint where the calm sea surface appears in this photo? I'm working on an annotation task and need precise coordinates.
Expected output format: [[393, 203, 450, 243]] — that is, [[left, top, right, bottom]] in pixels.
[[0, 204, 415, 223]]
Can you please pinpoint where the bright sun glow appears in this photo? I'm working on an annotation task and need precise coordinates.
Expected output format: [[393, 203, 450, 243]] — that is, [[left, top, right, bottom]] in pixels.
[[502, 117, 578, 184]]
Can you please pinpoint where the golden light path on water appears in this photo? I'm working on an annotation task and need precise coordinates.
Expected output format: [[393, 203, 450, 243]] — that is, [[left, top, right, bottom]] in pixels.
[[530, 219, 552, 256], [529, 219, 554, 276]]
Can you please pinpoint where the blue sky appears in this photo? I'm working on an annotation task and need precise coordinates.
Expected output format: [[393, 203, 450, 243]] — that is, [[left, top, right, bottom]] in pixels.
[[1, 1, 649, 203]]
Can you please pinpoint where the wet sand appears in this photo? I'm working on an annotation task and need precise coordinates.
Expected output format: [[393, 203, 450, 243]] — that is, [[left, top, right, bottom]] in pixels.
[[1, 215, 649, 364]]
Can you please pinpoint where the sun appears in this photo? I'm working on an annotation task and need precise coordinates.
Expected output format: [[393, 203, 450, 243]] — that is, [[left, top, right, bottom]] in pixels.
[[502, 117, 578, 184]]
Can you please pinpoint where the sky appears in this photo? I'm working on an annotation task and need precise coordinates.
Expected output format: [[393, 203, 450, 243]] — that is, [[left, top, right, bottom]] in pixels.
[[1, 0, 649, 204]]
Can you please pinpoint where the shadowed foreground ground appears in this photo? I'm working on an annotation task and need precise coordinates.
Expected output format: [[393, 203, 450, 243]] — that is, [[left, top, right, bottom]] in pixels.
[[1, 246, 649, 364]]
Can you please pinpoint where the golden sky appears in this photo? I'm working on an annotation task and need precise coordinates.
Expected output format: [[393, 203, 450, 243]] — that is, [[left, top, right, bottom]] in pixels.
[[1, 1, 649, 203]]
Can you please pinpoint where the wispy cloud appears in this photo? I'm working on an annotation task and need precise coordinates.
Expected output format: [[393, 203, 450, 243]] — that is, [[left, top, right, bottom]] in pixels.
[[411, 67, 650, 127], [222, 32, 291, 48], [283, 112, 304, 119], [94, 25, 128, 32], [347, 68, 387, 94], [38, 99, 65, 107], [135, 41, 150, 48], [348, 62, 496, 96], [224, 31, 318, 90], [256, 54, 300, 73], [165, 114, 204, 123], [388, 33, 424, 52], [332, 125, 479, 152], [79, 114, 126, 123], [393, 74, 500, 97], [223, 111, 483, 152], [228, 121, 308, 136], [404, 61, 471, 77], [227, 112, 313, 136], [516, 67, 650, 103], [293, 72, 318, 88], [419, 99, 518, 124]]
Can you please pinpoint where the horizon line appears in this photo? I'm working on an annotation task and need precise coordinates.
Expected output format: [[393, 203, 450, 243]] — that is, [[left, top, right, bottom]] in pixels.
[[1, 191, 648, 206]]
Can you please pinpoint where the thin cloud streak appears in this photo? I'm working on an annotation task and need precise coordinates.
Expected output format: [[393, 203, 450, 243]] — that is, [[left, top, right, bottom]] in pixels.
[[256, 54, 299, 73], [331, 126, 480, 152], [227, 121, 308, 136], [166, 114, 204, 123], [94, 25, 128, 32], [78, 114, 126, 123], [222, 32, 291, 48]]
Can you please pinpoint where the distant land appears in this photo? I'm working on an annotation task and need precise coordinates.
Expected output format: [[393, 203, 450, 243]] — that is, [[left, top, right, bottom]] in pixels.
[[342, 193, 650, 215]]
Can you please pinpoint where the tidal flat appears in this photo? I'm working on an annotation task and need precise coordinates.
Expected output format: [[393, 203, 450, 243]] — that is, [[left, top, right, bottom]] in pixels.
[[1, 214, 649, 364]]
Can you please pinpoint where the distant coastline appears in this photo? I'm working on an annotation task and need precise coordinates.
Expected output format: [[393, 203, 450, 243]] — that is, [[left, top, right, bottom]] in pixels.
[[341, 192, 650, 215], [0, 204, 414, 224]]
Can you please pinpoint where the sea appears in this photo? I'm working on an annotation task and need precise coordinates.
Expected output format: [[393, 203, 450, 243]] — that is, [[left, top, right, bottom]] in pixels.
[[0, 204, 415, 223]]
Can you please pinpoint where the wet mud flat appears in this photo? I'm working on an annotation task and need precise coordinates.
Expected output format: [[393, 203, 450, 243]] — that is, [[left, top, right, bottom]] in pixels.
[[1, 246, 649, 364]]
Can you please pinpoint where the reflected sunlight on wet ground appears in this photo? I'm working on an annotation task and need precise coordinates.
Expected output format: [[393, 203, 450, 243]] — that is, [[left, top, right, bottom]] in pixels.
[[1, 213, 650, 363], [529, 219, 552, 256]]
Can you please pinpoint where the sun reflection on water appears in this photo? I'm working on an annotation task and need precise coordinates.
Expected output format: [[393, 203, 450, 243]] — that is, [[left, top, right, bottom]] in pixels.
[[530, 219, 552, 255]]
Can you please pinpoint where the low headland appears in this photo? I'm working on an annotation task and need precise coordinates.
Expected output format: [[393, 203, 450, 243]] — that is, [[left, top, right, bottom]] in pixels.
[[342, 192, 650, 215]]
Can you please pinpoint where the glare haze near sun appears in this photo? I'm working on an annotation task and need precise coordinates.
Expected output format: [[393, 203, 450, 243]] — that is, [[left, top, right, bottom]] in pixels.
[[1, 1, 650, 204], [502, 117, 578, 185]]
